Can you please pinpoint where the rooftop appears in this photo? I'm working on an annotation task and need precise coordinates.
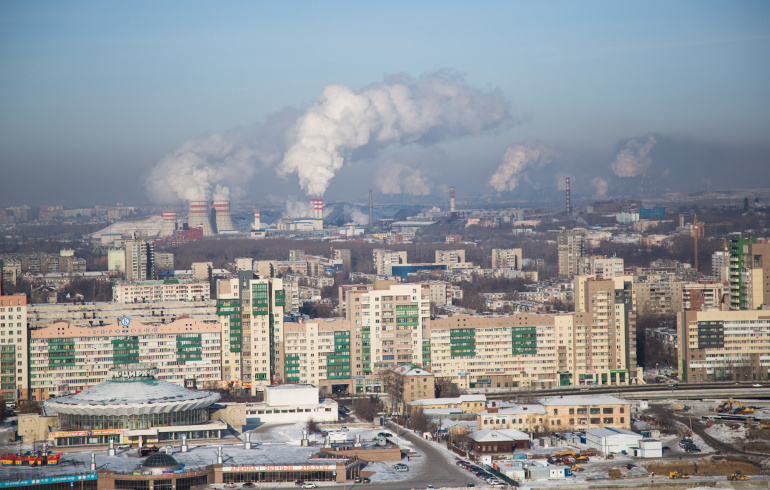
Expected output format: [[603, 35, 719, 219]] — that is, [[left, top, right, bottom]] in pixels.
[[541, 394, 629, 406]]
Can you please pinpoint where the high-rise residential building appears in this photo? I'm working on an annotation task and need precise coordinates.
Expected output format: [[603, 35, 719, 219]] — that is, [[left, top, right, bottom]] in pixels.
[[711, 250, 730, 283], [580, 256, 625, 279], [112, 280, 210, 303], [728, 236, 770, 310], [28, 318, 222, 400], [345, 283, 430, 374], [0, 294, 28, 401], [216, 273, 287, 394], [155, 252, 175, 272], [124, 235, 155, 282], [557, 229, 586, 277], [332, 248, 352, 271], [372, 249, 407, 275], [492, 248, 522, 270], [573, 275, 638, 385], [678, 309, 770, 383]]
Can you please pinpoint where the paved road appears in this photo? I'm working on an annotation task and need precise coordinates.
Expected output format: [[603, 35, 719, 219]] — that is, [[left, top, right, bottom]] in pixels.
[[322, 422, 475, 490]]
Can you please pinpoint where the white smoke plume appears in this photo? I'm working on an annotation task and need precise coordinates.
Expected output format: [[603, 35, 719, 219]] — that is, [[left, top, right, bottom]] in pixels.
[[344, 205, 370, 226], [489, 140, 558, 192], [376, 163, 431, 195], [144, 111, 296, 205], [591, 177, 609, 197], [611, 134, 657, 177], [284, 198, 313, 219], [279, 72, 509, 196]]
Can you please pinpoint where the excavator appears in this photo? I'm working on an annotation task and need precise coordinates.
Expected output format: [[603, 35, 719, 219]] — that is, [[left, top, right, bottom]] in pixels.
[[728, 470, 749, 481], [716, 399, 754, 414], [670, 470, 690, 479]]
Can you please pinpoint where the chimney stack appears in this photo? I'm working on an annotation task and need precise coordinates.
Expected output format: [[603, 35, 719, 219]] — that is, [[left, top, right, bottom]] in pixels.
[[450, 186, 456, 213], [565, 177, 571, 216], [160, 211, 177, 237], [311, 198, 324, 220], [212, 200, 234, 234], [188, 200, 214, 236], [369, 189, 373, 228], [253, 210, 261, 230]]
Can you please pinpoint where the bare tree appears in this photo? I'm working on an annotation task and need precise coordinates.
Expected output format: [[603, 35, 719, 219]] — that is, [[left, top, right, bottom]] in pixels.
[[435, 377, 461, 398], [353, 396, 382, 422], [409, 409, 430, 433], [380, 368, 405, 414]]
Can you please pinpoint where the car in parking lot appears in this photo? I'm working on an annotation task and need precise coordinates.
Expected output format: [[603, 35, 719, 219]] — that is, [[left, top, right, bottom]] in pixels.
[[301, 484, 318, 489], [685, 446, 701, 453], [378, 432, 393, 437], [243, 483, 256, 488]]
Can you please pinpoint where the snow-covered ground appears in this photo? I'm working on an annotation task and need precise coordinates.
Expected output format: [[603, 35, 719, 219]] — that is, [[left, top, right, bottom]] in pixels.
[[704, 423, 746, 444]]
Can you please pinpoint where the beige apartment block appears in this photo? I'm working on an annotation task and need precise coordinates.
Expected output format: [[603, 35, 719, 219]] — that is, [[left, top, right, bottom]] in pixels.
[[0, 294, 28, 401]]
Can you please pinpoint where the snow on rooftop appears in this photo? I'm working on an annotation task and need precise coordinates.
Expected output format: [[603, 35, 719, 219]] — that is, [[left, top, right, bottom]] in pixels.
[[480, 404, 545, 415], [408, 394, 485, 406], [586, 427, 639, 438], [469, 428, 530, 442]]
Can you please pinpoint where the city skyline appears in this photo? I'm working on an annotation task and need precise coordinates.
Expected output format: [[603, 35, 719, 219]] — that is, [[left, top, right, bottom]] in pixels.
[[1, 1, 769, 207]]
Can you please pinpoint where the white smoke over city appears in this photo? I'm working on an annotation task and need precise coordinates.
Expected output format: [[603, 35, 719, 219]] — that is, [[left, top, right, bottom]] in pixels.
[[145, 73, 508, 203], [375, 162, 431, 195], [284, 197, 313, 219], [489, 140, 559, 192], [144, 111, 295, 205], [279, 72, 509, 196], [610, 134, 657, 177], [343, 205, 370, 226], [591, 176, 609, 197]]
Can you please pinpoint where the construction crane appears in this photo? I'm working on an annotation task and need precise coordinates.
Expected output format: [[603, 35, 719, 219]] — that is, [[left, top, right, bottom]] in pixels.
[[692, 213, 731, 271]]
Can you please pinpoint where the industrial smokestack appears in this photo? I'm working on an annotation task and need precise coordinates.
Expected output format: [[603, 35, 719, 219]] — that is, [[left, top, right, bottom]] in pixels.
[[213, 200, 234, 234], [450, 186, 455, 213], [311, 198, 323, 220], [369, 189, 373, 228], [160, 211, 177, 237], [253, 210, 261, 230], [566, 177, 571, 216], [188, 201, 214, 236]]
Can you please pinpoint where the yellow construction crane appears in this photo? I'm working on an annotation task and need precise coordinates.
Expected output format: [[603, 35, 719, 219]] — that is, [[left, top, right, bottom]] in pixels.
[[692, 214, 731, 271]]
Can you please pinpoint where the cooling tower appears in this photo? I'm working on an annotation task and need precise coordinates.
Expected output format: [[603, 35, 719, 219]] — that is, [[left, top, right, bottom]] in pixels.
[[188, 200, 214, 236], [311, 198, 323, 220], [160, 211, 177, 237], [450, 186, 455, 213], [253, 210, 261, 230], [213, 200, 234, 233]]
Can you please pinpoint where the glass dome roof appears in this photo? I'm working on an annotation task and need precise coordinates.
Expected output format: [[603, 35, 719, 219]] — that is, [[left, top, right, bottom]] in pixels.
[[142, 453, 180, 469]]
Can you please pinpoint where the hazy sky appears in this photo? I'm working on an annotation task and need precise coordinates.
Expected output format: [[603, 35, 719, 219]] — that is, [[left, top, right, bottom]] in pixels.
[[1, 1, 769, 207]]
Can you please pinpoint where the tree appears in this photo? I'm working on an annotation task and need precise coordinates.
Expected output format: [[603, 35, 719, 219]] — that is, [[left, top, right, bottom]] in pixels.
[[16, 401, 41, 415], [435, 377, 460, 398], [353, 396, 382, 422], [305, 418, 321, 434], [409, 408, 430, 433], [380, 368, 405, 414]]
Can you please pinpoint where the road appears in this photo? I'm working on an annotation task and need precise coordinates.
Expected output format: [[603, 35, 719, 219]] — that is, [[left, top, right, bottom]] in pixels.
[[672, 412, 768, 459], [322, 422, 474, 490]]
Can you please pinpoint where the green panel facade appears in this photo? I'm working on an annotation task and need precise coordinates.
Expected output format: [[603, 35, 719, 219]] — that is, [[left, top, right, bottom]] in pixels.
[[111, 336, 139, 365], [422, 339, 431, 368], [216, 299, 242, 353], [395, 304, 419, 326], [1, 345, 15, 390], [450, 328, 475, 357], [511, 327, 537, 355], [362, 326, 372, 375], [327, 330, 351, 379], [48, 338, 76, 368], [285, 354, 300, 382], [176, 334, 203, 362]]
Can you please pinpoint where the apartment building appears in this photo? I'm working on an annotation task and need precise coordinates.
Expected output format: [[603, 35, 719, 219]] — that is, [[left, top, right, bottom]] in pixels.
[[491, 248, 522, 270], [281, 319, 354, 393], [728, 237, 770, 310], [372, 249, 407, 275], [678, 309, 770, 383], [435, 249, 466, 265], [0, 294, 28, 401], [216, 273, 287, 394], [391, 364, 435, 404], [125, 236, 155, 281], [112, 280, 210, 303], [27, 300, 218, 329], [28, 317, 222, 400], [573, 275, 638, 386], [557, 229, 585, 278], [345, 283, 430, 374], [580, 256, 625, 279]]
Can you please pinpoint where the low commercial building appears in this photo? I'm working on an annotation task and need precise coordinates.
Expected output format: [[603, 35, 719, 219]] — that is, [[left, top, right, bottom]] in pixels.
[[477, 404, 547, 433], [467, 428, 531, 460], [541, 395, 631, 431], [408, 394, 486, 414], [585, 427, 643, 456]]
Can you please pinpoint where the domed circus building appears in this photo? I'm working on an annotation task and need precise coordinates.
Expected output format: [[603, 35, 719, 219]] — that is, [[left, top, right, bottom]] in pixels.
[[22, 365, 226, 447]]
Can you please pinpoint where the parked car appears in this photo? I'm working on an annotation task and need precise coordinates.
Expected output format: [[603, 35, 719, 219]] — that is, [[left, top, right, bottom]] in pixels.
[[362, 477, 371, 483], [301, 484, 318, 489], [224, 484, 236, 489], [685, 446, 701, 453], [295, 480, 305, 487], [378, 432, 393, 437], [243, 483, 256, 488]]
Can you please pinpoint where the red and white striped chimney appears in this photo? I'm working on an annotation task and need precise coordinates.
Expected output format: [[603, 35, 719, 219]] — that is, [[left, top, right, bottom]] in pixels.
[[311, 198, 323, 220], [212, 200, 234, 233], [160, 211, 177, 237], [188, 200, 214, 236], [253, 210, 261, 230]]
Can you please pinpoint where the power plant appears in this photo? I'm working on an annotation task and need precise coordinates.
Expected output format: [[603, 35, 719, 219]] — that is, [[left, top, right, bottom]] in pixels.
[[253, 210, 261, 230], [311, 198, 324, 220], [450, 186, 456, 213], [212, 199, 235, 234], [160, 211, 177, 237], [187, 200, 215, 236]]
